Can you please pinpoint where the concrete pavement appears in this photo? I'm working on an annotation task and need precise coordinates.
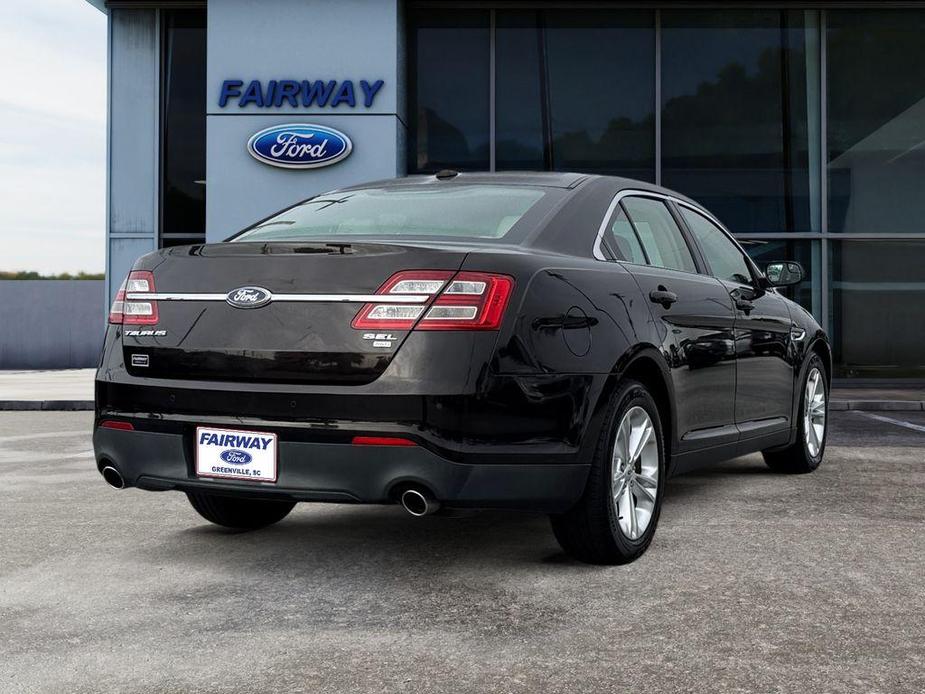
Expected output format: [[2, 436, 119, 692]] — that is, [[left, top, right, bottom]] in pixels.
[[1, 409, 923, 693], [0, 369, 95, 410]]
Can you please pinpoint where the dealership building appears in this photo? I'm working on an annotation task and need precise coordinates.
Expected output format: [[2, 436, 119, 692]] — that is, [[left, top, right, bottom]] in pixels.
[[86, 1, 925, 380]]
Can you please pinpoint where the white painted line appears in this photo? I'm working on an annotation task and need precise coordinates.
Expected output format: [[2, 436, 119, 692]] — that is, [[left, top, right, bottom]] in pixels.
[[63, 450, 96, 459], [0, 430, 87, 444], [855, 412, 925, 435]]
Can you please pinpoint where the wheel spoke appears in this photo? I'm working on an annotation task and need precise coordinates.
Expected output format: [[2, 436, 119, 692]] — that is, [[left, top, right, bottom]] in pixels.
[[617, 482, 633, 537], [813, 422, 825, 445], [808, 413, 819, 452], [627, 491, 638, 539], [634, 421, 654, 462], [634, 480, 656, 504], [617, 417, 631, 463], [612, 475, 629, 505], [811, 393, 826, 417], [612, 424, 627, 484]]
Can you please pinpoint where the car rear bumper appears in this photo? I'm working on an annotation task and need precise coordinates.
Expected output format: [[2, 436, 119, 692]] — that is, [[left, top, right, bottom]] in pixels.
[[93, 425, 590, 512]]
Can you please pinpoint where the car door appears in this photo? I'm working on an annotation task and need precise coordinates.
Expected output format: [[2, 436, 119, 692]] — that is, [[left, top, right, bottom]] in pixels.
[[600, 195, 738, 452], [676, 203, 794, 439]]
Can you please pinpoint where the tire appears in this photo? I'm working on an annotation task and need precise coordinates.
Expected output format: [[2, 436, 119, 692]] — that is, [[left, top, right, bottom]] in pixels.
[[550, 380, 666, 565], [186, 492, 295, 530], [763, 353, 828, 474]]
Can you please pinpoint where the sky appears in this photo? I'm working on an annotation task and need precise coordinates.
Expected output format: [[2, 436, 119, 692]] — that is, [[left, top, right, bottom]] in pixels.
[[0, 0, 106, 274]]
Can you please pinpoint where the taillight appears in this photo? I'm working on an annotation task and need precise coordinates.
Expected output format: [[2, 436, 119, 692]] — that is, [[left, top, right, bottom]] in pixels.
[[418, 272, 514, 330], [108, 270, 158, 325], [351, 270, 514, 331], [351, 270, 452, 330]]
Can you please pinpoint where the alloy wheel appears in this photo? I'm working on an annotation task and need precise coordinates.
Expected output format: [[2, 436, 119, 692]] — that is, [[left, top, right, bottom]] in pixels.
[[611, 406, 659, 540], [804, 367, 826, 458]]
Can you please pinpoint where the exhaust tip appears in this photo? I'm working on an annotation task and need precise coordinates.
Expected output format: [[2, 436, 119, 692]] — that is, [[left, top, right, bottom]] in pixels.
[[101, 465, 125, 490], [400, 488, 439, 517]]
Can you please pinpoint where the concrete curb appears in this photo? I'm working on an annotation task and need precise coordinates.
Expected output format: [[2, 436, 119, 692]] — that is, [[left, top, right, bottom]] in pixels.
[[0, 400, 94, 411], [830, 400, 924, 412]]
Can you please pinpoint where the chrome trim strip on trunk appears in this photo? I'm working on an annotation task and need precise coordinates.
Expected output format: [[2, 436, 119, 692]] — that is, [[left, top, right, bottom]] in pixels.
[[126, 293, 227, 301], [126, 292, 430, 303]]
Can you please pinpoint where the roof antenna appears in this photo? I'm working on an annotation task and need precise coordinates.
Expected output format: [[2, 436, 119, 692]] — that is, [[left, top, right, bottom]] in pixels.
[[434, 169, 459, 180]]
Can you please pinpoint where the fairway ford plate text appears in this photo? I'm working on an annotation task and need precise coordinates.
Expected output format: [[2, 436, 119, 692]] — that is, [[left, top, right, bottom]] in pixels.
[[195, 426, 278, 482], [246, 123, 352, 169]]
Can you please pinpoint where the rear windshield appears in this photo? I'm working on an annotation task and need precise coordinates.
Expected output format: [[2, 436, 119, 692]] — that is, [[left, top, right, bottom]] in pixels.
[[231, 185, 548, 242]]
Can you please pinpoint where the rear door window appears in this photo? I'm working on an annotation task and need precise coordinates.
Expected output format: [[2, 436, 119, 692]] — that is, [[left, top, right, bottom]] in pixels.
[[620, 197, 698, 274]]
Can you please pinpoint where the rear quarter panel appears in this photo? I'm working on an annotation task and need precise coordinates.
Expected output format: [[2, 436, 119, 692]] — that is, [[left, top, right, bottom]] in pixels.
[[488, 254, 650, 377], [462, 250, 655, 466]]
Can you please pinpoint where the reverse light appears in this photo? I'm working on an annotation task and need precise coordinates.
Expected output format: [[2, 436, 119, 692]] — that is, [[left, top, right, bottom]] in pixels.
[[351, 270, 514, 331], [108, 271, 158, 325], [365, 305, 425, 322]]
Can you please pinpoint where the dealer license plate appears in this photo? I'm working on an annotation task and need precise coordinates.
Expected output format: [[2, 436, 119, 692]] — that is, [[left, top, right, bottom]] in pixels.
[[195, 426, 278, 482]]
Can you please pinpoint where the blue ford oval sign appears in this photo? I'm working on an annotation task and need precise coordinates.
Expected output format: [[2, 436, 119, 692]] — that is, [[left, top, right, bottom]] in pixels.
[[220, 449, 253, 465], [226, 286, 272, 309], [246, 123, 352, 169]]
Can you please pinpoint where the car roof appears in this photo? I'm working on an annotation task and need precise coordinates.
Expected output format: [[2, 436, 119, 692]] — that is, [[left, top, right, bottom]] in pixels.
[[322, 172, 712, 256], [335, 171, 701, 205], [336, 171, 590, 190], [233, 172, 715, 256]]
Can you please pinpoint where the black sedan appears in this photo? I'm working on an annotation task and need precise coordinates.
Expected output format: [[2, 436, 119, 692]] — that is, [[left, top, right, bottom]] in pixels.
[[94, 172, 830, 564]]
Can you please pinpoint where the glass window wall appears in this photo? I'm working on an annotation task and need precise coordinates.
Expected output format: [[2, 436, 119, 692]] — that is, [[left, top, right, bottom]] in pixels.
[[661, 10, 820, 234], [161, 9, 207, 246], [826, 11, 925, 234], [408, 10, 490, 172], [406, 6, 925, 379], [830, 241, 925, 378], [495, 10, 655, 179]]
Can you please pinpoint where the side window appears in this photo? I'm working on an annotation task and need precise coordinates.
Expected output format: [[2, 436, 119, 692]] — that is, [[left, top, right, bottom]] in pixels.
[[605, 207, 647, 264], [680, 207, 753, 285], [621, 197, 698, 274]]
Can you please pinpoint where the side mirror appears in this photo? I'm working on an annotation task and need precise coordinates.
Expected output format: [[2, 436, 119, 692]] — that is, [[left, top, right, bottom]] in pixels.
[[763, 261, 804, 287]]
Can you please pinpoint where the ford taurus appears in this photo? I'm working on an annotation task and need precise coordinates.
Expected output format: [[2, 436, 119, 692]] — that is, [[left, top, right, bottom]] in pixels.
[[94, 172, 830, 564]]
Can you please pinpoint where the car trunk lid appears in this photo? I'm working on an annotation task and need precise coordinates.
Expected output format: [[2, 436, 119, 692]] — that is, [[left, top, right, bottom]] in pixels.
[[120, 241, 469, 384]]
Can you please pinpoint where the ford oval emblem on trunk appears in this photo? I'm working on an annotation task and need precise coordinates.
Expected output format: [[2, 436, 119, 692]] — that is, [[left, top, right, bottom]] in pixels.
[[246, 123, 353, 169], [226, 286, 272, 309]]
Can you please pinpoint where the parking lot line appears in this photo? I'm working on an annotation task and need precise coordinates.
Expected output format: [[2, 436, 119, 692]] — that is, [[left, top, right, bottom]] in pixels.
[[855, 411, 925, 435], [0, 430, 87, 444]]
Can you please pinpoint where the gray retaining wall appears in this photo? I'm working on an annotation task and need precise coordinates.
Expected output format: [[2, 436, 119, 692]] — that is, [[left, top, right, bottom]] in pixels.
[[0, 281, 104, 369]]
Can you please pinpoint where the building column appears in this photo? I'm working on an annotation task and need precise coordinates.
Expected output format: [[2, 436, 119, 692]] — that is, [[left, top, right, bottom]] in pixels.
[[106, 9, 160, 301], [205, 0, 407, 240]]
